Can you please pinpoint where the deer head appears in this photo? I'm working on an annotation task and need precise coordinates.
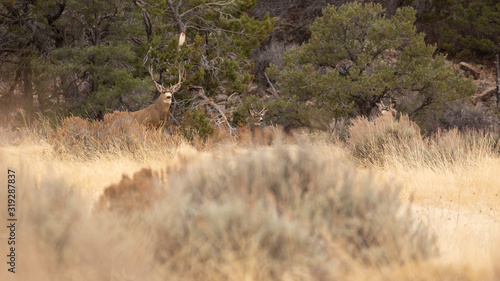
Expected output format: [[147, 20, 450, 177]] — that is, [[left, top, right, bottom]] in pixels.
[[148, 65, 185, 106], [247, 105, 276, 145], [376, 98, 397, 116], [248, 106, 268, 128]]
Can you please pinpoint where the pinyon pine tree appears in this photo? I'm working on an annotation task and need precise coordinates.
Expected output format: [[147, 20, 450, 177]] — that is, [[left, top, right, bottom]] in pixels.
[[268, 2, 476, 130]]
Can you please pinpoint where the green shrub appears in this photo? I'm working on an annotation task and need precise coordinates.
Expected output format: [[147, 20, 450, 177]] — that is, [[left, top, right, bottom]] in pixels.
[[180, 108, 215, 141], [422, 0, 500, 60], [268, 2, 476, 129]]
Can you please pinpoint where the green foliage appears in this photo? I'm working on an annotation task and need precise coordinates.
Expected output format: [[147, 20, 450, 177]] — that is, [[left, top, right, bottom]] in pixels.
[[422, 0, 500, 60], [230, 95, 263, 126], [1, 0, 273, 130], [180, 108, 215, 140], [147, 0, 273, 95], [269, 2, 476, 130]]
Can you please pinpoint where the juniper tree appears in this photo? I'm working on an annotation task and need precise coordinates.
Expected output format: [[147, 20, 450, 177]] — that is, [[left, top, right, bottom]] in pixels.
[[268, 2, 476, 130], [421, 0, 500, 60], [145, 0, 273, 95]]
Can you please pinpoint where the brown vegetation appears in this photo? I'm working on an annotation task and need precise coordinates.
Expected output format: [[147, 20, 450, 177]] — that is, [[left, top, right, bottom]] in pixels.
[[49, 112, 180, 159], [1, 112, 500, 281], [96, 168, 163, 214]]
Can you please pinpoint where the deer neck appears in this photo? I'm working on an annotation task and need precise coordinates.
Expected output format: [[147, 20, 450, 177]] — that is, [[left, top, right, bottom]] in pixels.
[[155, 95, 171, 109], [251, 122, 263, 132]]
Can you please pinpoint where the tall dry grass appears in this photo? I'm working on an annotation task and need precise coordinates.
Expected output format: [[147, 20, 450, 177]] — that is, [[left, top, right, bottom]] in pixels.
[[0, 143, 437, 281], [347, 113, 500, 279], [0, 113, 499, 280], [347, 113, 500, 207]]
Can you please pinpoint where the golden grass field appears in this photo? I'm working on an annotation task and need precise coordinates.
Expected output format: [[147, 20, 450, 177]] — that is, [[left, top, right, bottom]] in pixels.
[[1, 114, 500, 281]]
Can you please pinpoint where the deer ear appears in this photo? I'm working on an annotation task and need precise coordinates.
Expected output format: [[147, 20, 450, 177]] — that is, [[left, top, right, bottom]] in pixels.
[[260, 107, 268, 115]]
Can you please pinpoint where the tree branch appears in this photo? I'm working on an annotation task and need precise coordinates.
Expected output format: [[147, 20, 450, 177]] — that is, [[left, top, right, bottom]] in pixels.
[[180, 0, 236, 18]]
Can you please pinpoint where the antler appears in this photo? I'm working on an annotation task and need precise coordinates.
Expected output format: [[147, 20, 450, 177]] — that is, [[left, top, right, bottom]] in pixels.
[[170, 66, 186, 93], [249, 105, 257, 116], [148, 65, 167, 93]]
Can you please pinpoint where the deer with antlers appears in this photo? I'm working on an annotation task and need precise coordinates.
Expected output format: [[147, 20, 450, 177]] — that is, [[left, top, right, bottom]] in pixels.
[[247, 105, 279, 145], [248, 106, 268, 131], [129, 66, 185, 128], [376, 98, 397, 116]]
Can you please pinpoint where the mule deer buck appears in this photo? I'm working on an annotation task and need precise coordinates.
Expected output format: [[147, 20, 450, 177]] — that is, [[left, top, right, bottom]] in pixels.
[[130, 66, 185, 128], [376, 98, 397, 116], [248, 106, 268, 130], [247, 105, 278, 145]]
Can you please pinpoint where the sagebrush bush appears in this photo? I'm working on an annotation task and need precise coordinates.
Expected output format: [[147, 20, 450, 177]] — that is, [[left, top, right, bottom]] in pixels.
[[347, 112, 500, 168], [96, 168, 163, 214], [348, 114, 424, 166], [158, 146, 436, 272], [92, 145, 436, 279]]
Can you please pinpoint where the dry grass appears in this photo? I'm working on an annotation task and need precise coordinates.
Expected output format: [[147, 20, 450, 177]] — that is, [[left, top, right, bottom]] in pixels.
[[347, 113, 500, 280], [1, 114, 500, 280]]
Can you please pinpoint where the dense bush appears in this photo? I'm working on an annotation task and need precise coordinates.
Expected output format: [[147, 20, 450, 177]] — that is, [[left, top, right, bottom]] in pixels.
[[161, 146, 436, 269], [97, 146, 436, 276], [439, 104, 496, 132], [180, 108, 216, 141], [347, 112, 500, 168], [421, 0, 500, 60], [268, 2, 476, 130], [431, 128, 500, 164]]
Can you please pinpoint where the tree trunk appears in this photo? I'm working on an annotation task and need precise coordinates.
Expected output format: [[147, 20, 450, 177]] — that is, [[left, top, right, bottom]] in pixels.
[[23, 65, 34, 120], [166, 0, 187, 47], [496, 54, 499, 107]]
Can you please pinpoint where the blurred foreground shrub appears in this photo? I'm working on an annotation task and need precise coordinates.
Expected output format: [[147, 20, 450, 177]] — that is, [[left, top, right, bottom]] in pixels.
[[157, 146, 436, 274], [100, 146, 436, 279], [9, 146, 436, 280]]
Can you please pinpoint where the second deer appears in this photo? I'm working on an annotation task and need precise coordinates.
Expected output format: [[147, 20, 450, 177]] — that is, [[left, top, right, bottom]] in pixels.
[[247, 106, 278, 145], [376, 98, 397, 116]]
